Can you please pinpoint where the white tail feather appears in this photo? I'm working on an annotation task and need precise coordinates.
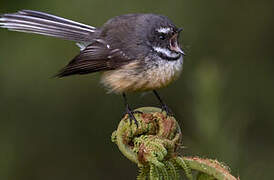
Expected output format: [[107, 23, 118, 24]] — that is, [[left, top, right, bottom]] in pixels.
[[18, 10, 95, 30], [0, 10, 97, 42]]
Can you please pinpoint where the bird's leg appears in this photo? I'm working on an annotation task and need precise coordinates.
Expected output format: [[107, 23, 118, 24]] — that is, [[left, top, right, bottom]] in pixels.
[[122, 93, 140, 126], [153, 90, 173, 116]]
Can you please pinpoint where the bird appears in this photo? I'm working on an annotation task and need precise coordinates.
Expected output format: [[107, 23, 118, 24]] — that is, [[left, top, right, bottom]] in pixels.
[[0, 10, 185, 124]]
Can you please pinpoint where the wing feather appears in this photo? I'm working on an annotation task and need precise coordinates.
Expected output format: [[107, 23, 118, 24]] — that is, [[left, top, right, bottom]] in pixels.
[[56, 40, 133, 77]]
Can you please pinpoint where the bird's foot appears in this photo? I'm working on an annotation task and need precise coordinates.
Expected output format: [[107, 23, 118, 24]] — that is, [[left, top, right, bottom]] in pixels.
[[124, 106, 143, 127], [161, 104, 174, 116]]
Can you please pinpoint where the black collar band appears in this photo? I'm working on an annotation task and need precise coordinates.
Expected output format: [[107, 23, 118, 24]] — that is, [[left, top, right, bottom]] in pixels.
[[157, 52, 181, 61]]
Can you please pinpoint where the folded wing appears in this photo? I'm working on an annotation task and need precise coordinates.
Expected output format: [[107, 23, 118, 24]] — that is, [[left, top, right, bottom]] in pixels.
[[56, 39, 134, 77]]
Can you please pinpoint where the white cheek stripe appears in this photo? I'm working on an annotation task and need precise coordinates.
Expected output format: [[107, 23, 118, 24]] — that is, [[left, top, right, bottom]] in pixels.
[[153, 46, 179, 58], [156, 27, 171, 34]]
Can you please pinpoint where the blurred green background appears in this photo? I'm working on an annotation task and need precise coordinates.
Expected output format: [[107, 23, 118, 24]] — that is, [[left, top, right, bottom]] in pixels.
[[0, 0, 273, 179]]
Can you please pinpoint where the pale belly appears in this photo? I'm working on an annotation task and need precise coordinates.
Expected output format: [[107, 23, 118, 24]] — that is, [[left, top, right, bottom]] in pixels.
[[101, 57, 183, 94]]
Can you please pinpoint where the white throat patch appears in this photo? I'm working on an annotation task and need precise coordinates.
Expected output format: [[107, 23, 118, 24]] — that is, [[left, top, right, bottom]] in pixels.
[[153, 46, 180, 59], [156, 27, 171, 34]]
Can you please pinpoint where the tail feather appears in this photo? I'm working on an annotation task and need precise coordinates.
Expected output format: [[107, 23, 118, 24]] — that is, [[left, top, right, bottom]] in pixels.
[[0, 10, 96, 42], [19, 10, 95, 30]]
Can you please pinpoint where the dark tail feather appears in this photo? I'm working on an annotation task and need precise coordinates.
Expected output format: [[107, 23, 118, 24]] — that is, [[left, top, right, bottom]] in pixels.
[[0, 10, 96, 42]]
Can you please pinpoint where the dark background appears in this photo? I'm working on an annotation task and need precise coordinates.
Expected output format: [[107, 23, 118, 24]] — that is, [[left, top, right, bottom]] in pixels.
[[0, 0, 273, 179]]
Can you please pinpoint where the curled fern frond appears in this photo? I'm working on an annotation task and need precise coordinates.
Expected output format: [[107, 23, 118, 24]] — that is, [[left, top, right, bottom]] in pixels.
[[111, 107, 239, 180]]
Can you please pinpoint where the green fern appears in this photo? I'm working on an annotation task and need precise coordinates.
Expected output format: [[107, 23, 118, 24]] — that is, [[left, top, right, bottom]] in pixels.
[[111, 107, 238, 180]]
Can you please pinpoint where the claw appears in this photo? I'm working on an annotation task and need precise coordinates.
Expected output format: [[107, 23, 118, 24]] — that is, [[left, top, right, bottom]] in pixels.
[[125, 105, 141, 127], [161, 104, 174, 116]]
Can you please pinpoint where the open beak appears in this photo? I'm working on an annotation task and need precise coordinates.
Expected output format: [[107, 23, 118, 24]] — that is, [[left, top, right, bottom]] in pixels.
[[169, 32, 185, 56]]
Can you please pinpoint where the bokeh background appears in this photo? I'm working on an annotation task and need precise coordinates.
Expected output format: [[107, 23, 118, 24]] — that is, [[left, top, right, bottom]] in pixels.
[[0, 0, 273, 179]]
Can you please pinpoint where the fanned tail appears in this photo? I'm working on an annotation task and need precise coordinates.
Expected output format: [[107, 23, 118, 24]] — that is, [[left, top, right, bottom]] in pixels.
[[0, 10, 96, 42]]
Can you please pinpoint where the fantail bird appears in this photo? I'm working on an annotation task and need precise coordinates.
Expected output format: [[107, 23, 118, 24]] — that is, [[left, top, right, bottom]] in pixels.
[[0, 10, 185, 124]]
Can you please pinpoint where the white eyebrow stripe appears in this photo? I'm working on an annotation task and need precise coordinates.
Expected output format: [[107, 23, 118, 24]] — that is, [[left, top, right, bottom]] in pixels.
[[153, 47, 179, 58], [156, 27, 171, 34]]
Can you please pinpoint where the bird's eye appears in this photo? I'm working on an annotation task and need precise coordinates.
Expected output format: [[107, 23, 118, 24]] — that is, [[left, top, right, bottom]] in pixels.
[[159, 33, 166, 40]]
